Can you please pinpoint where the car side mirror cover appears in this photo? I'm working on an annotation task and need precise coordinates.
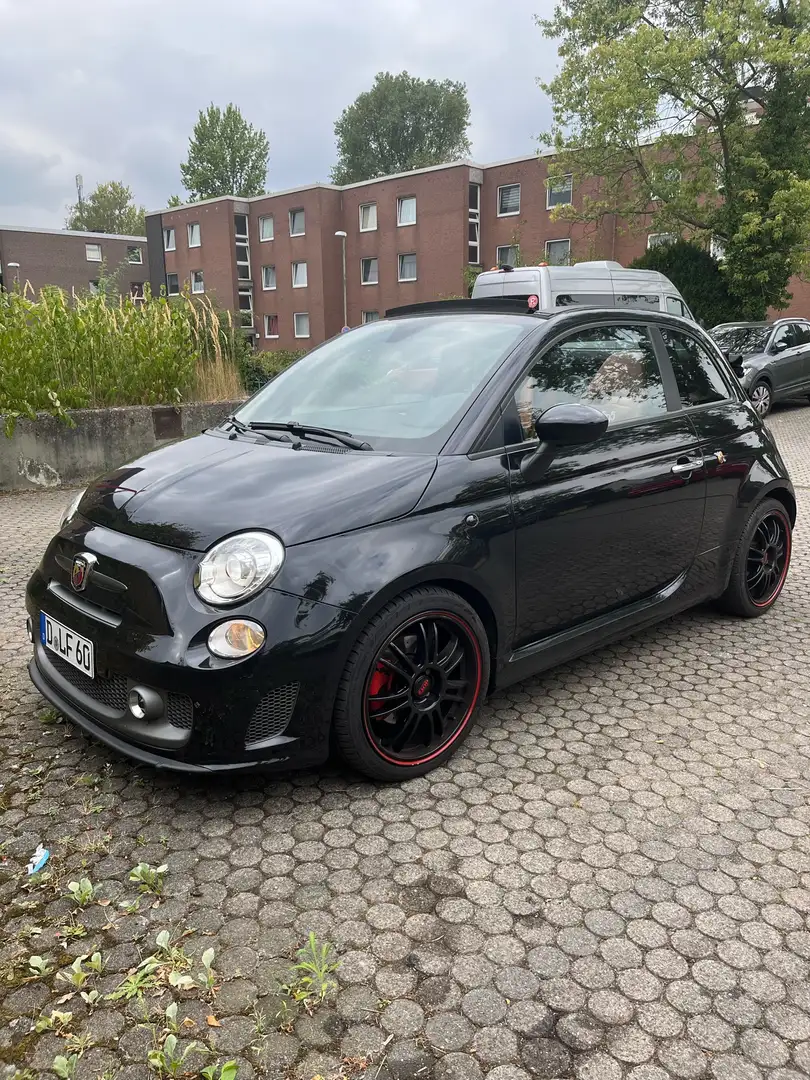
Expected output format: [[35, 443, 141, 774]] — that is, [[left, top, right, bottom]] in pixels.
[[771, 340, 788, 354], [533, 403, 610, 447]]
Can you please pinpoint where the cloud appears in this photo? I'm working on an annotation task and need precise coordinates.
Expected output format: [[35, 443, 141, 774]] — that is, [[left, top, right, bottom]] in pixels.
[[0, 0, 557, 226]]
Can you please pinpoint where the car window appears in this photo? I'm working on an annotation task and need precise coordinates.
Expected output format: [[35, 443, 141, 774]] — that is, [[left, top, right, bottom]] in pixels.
[[555, 292, 614, 308], [666, 296, 686, 316], [660, 328, 730, 407], [713, 325, 770, 354], [513, 324, 667, 439], [795, 323, 810, 346], [615, 293, 662, 311], [236, 314, 530, 453], [771, 324, 801, 351]]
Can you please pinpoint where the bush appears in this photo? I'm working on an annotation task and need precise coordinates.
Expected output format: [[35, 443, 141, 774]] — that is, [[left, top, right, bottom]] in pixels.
[[0, 286, 245, 435], [238, 349, 307, 395], [629, 240, 739, 327]]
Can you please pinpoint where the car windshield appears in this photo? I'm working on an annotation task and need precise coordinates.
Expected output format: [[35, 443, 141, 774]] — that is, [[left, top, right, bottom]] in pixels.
[[235, 315, 530, 452], [712, 325, 770, 354]]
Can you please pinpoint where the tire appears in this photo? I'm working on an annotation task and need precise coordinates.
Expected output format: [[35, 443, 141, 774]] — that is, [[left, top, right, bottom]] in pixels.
[[718, 498, 792, 617], [749, 379, 772, 418], [333, 587, 490, 781]]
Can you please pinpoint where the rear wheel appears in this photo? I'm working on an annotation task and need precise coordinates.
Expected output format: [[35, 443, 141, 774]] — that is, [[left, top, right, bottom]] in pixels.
[[333, 587, 489, 780], [750, 379, 772, 418], [718, 498, 792, 617]]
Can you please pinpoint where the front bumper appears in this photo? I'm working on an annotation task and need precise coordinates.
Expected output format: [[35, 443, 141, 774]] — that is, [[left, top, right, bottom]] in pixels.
[[26, 522, 352, 773]]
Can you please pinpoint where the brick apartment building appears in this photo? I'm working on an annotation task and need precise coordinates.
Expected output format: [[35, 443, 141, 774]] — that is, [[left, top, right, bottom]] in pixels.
[[146, 151, 810, 351], [0, 226, 148, 299]]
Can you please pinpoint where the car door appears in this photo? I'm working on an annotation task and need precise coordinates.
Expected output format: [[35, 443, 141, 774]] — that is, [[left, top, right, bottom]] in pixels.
[[766, 323, 805, 397], [506, 320, 707, 648], [790, 321, 810, 392], [656, 325, 764, 573]]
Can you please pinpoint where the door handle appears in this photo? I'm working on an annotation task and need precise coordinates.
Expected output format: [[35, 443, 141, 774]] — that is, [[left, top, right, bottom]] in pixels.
[[671, 458, 704, 475], [703, 450, 726, 467]]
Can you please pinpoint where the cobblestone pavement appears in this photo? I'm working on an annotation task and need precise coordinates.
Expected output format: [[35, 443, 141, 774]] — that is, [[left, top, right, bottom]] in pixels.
[[1, 405, 809, 1080]]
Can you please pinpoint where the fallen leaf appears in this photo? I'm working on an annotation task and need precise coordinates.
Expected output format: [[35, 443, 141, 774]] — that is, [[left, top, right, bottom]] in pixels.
[[182, 1018, 197, 1029], [97, 899, 111, 907], [55, 993, 75, 1005], [206, 1015, 221, 1027]]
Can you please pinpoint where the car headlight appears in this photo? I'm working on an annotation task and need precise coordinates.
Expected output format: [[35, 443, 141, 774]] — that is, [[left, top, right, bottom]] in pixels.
[[61, 488, 86, 530], [194, 531, 285, 606]]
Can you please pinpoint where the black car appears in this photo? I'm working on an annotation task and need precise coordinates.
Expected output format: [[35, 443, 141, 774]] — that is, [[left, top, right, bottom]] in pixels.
[[712, 318, 810, 418], [27, 300, 795, 781]]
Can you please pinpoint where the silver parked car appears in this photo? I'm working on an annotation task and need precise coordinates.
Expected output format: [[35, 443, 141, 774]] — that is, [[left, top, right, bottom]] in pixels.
[[712, 319, 810, 418]]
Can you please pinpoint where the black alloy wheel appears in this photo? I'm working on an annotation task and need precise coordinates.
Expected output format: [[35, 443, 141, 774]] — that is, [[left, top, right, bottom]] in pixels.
[[333, 587, 489, 780], [719, 498, 792, 617]]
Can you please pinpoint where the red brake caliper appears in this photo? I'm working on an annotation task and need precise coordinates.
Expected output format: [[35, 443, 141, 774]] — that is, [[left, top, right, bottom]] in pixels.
[[368, 664, 393, 711]]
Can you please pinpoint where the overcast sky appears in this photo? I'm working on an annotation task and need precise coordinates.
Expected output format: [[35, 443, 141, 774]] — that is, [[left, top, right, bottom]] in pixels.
[[0, 0, 559, 229]]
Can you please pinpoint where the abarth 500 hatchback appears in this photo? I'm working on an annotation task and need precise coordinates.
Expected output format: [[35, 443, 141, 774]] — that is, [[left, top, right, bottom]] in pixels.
[[27, 299, 795, 781]]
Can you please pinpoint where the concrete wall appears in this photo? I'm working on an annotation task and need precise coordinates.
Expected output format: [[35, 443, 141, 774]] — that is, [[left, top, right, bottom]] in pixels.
[[0, 401, 243, 492]]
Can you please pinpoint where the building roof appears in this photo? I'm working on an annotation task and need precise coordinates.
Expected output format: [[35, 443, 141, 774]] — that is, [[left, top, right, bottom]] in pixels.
[[0, 224, 147, 242], [146, 150, 554, 218]]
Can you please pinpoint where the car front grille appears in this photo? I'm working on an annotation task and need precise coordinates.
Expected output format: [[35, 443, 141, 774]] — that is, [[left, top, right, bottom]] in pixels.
[[47, 653, 193, 730], [245, 683, 299, 747]]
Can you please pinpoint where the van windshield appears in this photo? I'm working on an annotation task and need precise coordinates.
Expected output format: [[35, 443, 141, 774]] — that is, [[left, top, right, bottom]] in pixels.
[[236, 315, 530, 453]]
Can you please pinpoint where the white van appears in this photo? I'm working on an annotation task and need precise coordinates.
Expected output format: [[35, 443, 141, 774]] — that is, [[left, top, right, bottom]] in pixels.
[[472, 261, 695, 321]]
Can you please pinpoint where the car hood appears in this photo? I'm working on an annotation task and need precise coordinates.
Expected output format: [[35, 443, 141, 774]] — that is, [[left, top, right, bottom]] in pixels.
[[79, 432, 437, 551]]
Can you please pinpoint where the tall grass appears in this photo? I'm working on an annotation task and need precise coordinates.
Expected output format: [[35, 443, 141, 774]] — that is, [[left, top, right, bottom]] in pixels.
[[0, 285, 246, 434]]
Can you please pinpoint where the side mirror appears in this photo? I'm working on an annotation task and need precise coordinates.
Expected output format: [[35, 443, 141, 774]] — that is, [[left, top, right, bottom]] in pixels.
[[520, 403, 609, 480], [771, 339, 788, 354], [534, 403, 610, 446]]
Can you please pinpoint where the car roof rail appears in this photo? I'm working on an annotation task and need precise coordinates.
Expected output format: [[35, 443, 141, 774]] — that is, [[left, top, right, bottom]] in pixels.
[[385, 298, 551, 319]]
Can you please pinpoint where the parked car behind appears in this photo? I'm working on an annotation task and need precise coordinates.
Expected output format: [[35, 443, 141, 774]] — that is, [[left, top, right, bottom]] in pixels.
[[472, 260, 695, 320], [28, 299, 794, 781], [711, 319, 810, 417]]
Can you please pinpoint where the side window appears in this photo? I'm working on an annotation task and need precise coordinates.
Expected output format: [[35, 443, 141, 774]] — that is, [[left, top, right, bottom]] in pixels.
[[796, 323, 810, 346], [771, 324, 794, 351], [615, 293, 661, 311], [660, 328, 729, 407], [513, 324, 667, 440], [555, 292, 614, 308], [666, 296, 686, 317]]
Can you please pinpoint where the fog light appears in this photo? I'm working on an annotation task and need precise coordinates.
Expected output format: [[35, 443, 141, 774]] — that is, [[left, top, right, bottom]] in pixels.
[[208, 619, 266, 659], [127, 686, 164, 722]]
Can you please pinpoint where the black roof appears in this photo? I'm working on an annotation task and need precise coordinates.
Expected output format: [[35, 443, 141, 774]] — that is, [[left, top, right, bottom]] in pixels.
[[385, 298, 551, 319]]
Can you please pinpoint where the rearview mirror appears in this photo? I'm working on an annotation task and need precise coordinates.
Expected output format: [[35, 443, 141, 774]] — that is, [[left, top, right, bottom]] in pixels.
[[520, 403, 609, 480], [534, 403, 610, 446]]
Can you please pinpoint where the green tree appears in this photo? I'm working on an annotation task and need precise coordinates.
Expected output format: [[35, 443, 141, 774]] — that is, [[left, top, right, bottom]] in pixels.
[[180, 104, 269, 200], [65, 181, 146, 235], [538, 0, 810, 318], [166, 194, 183, 208], [330, 71, 472, 185], [629, 240, 737, 327]]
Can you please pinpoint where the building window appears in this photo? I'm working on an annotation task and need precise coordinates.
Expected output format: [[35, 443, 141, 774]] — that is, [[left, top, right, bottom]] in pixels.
[[289, 209, 305, 236], [234, 213, 249, 239], [292, 261, 308, 288], [259, 215, 274, 241], [398, 253, 417, 281], [468, 183, 481, 265], [127, 245, 143, 264], [498, 184, 521, 216], [397, 196, 417, 226], [545, 239, 571, 265], [294, 312, 310, 338], [163, 228, 175, 252], [361, 257, 379, 285], [264, 314, 279, 339], [166, 273, 179, 295], [238, 288, 253, 327], [359, 203, 377, 232], [191, 270, 204, 294], [88, 280, 100, 295], [546, 174, 573, 209], [85, 243, 102, 262], [130, 282, 145, 304], [188, 223, 201, 248], [236, 243, 251, 281], [496, 245, 519, 268], [647, 233, 677, 249], [262, 265, 276, 290], [362, 311, 380, 324]]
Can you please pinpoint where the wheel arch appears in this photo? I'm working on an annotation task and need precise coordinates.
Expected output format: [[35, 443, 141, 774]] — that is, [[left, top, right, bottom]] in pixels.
[[763, 483, 797, 527]]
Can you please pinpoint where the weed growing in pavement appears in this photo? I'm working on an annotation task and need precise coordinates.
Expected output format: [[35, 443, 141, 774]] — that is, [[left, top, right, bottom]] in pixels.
[[51, 1055, 78, 1080], [35, 1010, 73, 1033], [200, 1063, 239, 1080], [27, 955, 54, 977], [278, 932, 340, 1013], [66, 878, 98, 906], [56, 953, 102, 989], [198, 948, 217, 995], [129, 862, 168, 895], [147, 1033, 201, 1077]]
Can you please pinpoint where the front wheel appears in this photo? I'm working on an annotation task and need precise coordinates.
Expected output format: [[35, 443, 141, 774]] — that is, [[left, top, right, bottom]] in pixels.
[[333, 587, 489, 780], [749, 379, 772, 418], [718, 499, 792, 617]]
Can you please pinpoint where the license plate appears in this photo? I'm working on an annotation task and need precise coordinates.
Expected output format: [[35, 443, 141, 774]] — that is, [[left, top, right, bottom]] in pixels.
[[40, 613, 94, 678]]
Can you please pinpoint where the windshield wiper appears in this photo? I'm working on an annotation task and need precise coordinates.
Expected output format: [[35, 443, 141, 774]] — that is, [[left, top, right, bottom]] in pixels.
[[222, 415, 294, 444], [246, 421, 373, 451]]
